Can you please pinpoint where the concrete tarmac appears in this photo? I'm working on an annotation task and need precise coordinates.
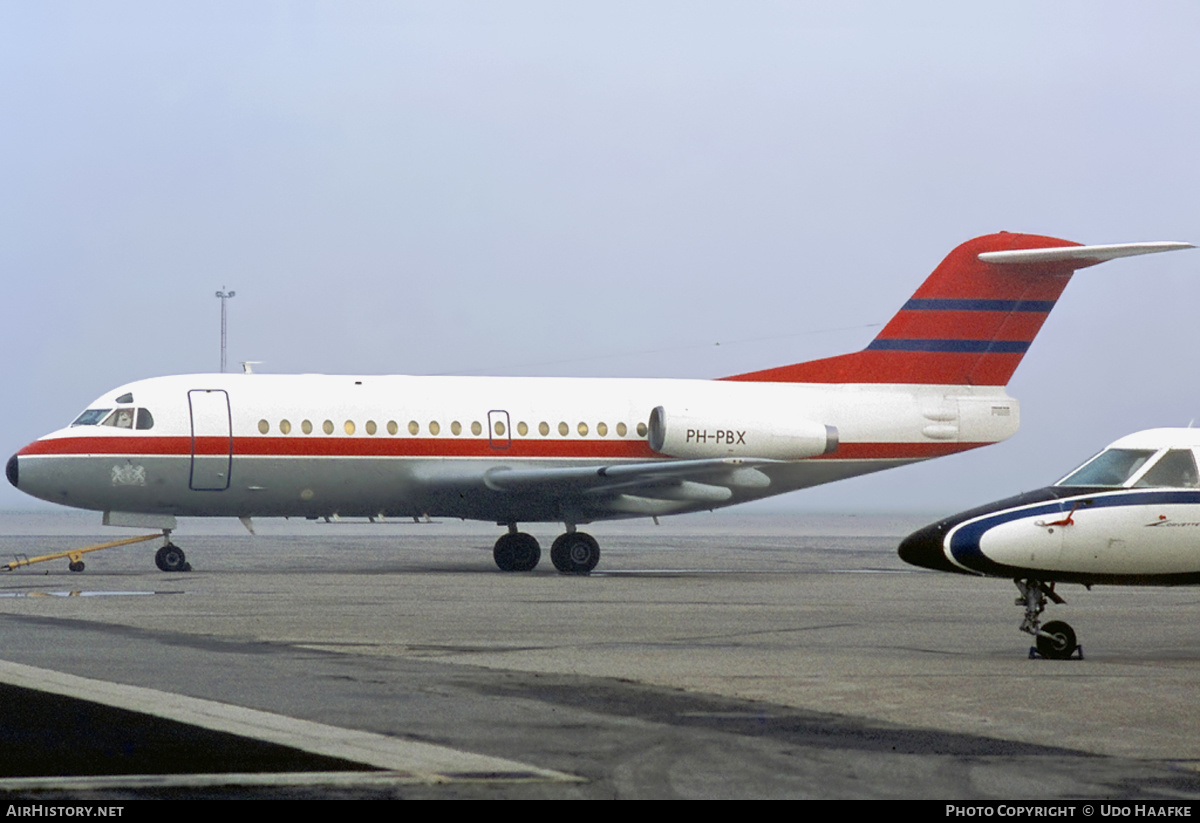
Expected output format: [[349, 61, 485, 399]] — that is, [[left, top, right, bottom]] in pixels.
[[1, 512, 1198, 799]]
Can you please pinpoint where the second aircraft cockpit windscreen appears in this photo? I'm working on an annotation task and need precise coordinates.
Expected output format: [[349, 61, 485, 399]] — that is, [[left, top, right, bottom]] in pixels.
[[71, 408, 154, 430], [1057, 447, 1199, 489]]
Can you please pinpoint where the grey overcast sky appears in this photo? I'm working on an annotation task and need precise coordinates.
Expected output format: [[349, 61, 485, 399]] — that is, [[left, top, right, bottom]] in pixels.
[[2, 1, 1198, 516]]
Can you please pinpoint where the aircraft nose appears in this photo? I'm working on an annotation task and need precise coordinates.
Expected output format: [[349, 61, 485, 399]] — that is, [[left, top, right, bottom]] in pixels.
[[5, 453, 16, 489], [898, 522, 958, 573]]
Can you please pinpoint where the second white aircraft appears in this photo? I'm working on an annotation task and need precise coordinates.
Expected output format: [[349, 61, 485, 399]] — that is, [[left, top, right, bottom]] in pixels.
[[900, 428, 1200, 659]]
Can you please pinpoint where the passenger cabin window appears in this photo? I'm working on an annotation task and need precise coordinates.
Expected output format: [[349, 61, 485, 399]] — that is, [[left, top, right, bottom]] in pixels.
[[1058, 449, 1157, 487], [1133, 450, 1200, 489]]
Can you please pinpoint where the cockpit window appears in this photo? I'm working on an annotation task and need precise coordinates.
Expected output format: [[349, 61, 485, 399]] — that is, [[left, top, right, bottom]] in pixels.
[[1057, 448, 1156, 487], [71, 407, 153, 429], [1133, 449, 1200, 489], [101, 409, 136, 429], [71, 408, 112, 426]]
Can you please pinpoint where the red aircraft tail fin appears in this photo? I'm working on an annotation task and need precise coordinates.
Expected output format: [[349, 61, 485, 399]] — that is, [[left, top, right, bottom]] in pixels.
[[723, 232, 1189, 386]]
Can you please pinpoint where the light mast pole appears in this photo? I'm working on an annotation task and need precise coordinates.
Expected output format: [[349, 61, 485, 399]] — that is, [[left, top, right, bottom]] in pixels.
[[215, 288, 236, 372]]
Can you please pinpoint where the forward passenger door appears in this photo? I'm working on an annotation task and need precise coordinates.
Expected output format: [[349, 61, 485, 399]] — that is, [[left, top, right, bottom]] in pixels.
[[188, 389, 232, 491]]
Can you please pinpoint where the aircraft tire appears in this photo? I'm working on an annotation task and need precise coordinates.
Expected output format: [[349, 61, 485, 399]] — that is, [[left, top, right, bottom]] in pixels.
[[155, 544, 190, 573], [68, 560, 84, 573], [493, 532, 541, 572], [550, 532, 600, 575], [1036, 620, 1077, 660]]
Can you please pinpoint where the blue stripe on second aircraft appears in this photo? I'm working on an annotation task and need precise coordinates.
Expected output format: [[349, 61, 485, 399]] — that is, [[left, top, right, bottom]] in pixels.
[[866, 339, 1031, 353], [901, 299, 1056, 312]]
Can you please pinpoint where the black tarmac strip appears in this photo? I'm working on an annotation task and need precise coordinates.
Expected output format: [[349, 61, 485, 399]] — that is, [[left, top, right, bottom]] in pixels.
[[0, 683, 370, 779]]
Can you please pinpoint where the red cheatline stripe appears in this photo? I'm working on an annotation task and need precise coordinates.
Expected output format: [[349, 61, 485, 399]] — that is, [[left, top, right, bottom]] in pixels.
[[19, 436, 659, 460], [20, 436, 196, 456], [19, 436, 983, 461]]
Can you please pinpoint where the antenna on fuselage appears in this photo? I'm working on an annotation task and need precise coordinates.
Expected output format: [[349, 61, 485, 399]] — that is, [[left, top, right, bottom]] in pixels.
[[215, 288, 236, 372], [242, 361, 261, 374]]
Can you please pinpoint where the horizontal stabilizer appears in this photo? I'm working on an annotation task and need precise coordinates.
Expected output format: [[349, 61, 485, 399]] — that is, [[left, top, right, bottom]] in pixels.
[[980, 242, 1193, 266]]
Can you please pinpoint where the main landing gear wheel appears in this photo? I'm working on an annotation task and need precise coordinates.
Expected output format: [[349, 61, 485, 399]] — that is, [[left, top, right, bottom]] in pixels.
[[1036, 620, 1078, 661], [68, 560, 84, 573], [493, 532, 541, 572], [155, 544, 191, 573], [550, 532, 600, 575]]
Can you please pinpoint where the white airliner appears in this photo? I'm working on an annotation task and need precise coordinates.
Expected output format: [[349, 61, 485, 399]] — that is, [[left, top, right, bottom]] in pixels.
[[6, 232, 1192, 576], [899, 428, 1200, 659]]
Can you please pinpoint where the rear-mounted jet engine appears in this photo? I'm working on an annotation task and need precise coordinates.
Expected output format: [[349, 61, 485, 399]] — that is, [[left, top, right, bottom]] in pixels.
[[647, 405, 838, 460]]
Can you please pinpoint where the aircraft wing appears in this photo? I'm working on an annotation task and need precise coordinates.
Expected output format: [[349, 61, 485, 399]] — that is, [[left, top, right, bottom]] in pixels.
[[481, 457, 782, 510]]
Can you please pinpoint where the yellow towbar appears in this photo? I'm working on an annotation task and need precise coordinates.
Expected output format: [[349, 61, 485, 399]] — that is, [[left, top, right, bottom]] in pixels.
[[2, 533, 164, 573]]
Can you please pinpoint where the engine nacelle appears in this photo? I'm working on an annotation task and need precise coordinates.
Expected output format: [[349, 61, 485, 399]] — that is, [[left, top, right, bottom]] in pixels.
[[647, 406, 838, 460]]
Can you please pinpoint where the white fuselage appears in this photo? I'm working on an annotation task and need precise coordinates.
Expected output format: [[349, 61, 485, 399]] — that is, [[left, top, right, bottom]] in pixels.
[[13, 373, 1019, 524]]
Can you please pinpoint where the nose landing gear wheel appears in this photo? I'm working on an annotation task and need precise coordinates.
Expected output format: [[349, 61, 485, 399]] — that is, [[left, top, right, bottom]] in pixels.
[[1016, 579, 1079, 659], [155, 544, 191, 573], [550, 532, 600, 574]]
